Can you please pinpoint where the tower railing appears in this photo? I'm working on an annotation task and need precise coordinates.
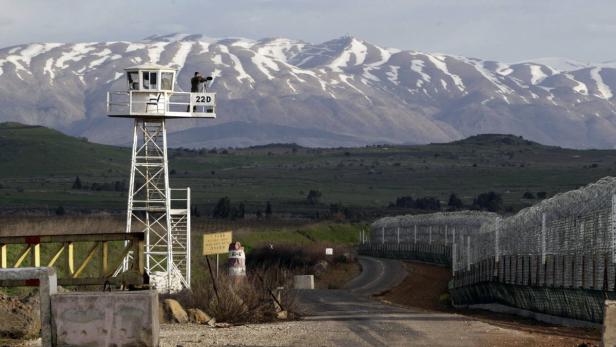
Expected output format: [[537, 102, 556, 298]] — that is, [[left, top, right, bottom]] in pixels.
[[107, 91, 216, 118]]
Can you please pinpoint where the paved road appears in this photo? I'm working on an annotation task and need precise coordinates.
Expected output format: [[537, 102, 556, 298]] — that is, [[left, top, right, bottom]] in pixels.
[[293, 256, 547, 346], [344, 256, 408, 295], [160, 256, 563, 346]]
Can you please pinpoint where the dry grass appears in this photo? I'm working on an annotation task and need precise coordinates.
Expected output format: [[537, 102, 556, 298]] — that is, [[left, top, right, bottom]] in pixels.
[[168, 260, 297, 324], [0, 215, 124, 237]]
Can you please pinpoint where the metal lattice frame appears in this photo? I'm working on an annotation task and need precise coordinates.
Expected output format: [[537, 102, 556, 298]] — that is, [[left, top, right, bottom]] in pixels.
[[124, 118, 190, 291]]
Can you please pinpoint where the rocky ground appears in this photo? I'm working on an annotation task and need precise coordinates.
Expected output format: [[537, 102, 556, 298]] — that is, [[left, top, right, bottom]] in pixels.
[[0, 292, 39, 345]]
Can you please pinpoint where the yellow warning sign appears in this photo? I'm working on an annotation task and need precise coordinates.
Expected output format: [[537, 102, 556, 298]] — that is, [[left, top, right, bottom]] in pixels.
[[203, 231, 233, 255]]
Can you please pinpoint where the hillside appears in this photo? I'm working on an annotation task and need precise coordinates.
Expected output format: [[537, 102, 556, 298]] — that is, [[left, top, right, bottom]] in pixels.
[[2, 34, 616, 148], [1, 123, 616, 215]]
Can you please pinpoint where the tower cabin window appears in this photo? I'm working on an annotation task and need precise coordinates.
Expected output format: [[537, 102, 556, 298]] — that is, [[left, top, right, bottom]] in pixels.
[[161, 72, 173, 90], [127, 71, 139, 90], [142, 71, 158, 90]]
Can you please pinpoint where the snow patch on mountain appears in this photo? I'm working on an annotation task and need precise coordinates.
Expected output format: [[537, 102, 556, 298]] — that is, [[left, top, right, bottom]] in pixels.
[[425, 54, 465, 92], [529, 65, 547, 85], [147, 42, 170, 65], [590, 67, 613, 99], [170, 42, 194, 68]]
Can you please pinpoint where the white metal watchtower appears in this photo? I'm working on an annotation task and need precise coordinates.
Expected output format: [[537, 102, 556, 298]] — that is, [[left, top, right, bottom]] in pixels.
[[107, 64, 216, 292]]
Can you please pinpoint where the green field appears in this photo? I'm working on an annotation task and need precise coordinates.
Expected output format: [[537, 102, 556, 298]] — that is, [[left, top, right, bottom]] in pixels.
[[2, 122, 615, 217]]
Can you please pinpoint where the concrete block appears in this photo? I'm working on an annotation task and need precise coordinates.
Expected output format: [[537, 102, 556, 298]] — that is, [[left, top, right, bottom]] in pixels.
[[0, 267, 57, 347], [51, 290, 159, 347], [293, 275, 314, 289], [604, 300, 616, 346]]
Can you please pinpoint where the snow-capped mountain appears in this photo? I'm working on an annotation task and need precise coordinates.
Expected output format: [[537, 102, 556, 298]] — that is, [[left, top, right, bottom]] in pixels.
[[2, 33, 616, 148]]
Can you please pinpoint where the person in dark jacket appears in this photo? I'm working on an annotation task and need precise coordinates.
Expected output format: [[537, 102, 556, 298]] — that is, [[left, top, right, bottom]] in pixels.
[[191, 72, 209, 92], [188, 72, 211, 111]]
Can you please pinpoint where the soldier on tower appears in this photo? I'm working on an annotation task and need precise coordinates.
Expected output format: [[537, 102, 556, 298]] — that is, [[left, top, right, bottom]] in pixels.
[[191, 72, 211, 92], [188, 72, 212, 111]]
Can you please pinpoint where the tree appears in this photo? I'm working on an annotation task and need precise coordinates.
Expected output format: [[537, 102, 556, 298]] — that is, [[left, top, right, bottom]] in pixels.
[[306, 190, 322, 205], [72, 176, 82, 190], [55, 205, 65, 216], [522, 191, 535, 199], [237, 203, 246, 219], [473, 192, 503, 212], [191, 206, 201, 218], [415, 197, 441, 210], [265, 201, 272, 218], [448, 193, 463, 210], [394, 196, 414, 208], [537, 191, 547, 199], [212, 197, 231, 218]]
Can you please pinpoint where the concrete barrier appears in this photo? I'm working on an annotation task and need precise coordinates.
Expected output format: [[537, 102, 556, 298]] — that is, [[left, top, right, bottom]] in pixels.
[[604, 300, 616, 346], [51, 290, 159, 347], [294, 275, 314, 289], [0, 267, 57, 347]]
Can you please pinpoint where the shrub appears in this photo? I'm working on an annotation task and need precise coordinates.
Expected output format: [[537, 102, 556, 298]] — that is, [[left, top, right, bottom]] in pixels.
[[212, 197, 231, 218], [472, 192, 503, 212], [447, 194, 463, 210], [306, 190, 322, 205], [168, 261, 297, 324], [71, 176, 82, 189]]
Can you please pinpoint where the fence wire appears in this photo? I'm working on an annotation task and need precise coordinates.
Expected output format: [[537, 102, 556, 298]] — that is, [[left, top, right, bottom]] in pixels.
[[370, 177, 616, 290]]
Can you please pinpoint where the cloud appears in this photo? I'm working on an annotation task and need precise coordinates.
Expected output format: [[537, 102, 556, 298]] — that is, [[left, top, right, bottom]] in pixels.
[[0, 0, 615, 62]]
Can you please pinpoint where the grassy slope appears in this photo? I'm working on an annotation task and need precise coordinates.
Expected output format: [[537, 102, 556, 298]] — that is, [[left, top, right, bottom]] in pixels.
[[2, 123, 616, 213]]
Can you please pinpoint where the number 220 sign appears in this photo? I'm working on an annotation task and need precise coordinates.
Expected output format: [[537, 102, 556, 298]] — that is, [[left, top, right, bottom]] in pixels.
[[190, 93, 215, 107]]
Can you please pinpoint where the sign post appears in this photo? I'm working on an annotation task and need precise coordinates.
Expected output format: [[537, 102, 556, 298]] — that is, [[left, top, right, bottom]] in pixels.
[[203, 231, 233, 292], [203, 231, 233, 256]]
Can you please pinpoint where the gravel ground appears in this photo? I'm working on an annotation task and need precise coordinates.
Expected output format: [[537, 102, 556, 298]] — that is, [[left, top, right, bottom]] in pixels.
[[160, 257, 597, 346]]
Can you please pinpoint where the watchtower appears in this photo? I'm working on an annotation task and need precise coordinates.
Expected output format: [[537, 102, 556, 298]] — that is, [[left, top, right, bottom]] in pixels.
[[107, 65, 216, 291]]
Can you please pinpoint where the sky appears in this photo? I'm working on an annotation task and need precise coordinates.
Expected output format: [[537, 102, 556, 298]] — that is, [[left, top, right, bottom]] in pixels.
[[1, 0, 615, 63]]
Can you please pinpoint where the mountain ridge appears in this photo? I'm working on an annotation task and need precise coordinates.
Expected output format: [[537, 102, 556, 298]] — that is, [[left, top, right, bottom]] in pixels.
[[1, 34, 616, 148]]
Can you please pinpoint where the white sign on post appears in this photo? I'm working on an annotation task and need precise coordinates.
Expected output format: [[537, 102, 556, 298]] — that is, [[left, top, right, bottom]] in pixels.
[[325, 248, 333, 255]]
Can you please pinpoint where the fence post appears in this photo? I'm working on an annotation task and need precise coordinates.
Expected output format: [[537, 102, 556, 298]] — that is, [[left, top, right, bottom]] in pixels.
[[381, 227, 385, 244], [612, 194, 616, 264], [466, 235, 471, 271], [429, 226, 432, 244], [397, 227, 400, 244], [495, 218, 500, 277], [541, 213, 547, 265], [452, 242, 457, 277], [445, 225, 448, 244], [414, 224, 417, 244]]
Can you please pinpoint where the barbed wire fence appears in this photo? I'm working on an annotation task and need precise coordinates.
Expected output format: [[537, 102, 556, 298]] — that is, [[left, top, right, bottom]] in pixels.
[[360, 177, 616, 322]]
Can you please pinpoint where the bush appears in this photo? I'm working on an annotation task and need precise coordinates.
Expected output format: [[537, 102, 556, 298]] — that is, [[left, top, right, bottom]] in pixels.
[[212, 197, 231, 218], [168, 261, 297, 324], [522, 191, 535, 199], [71, 176, 82, 189], [415, 197, 441, 210], [447, 193, 463, 210], [306, 190, 322, 205], [55, 205, 65, 216], [472, 192, 503, 212]]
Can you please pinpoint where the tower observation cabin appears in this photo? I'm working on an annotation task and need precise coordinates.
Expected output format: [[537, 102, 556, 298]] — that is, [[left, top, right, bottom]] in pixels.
[[107, 64, 216, 118], [106, 65, 217, 292]]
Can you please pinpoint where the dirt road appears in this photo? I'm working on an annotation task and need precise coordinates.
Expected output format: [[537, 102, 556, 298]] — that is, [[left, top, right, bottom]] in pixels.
[[160, 256, 595, 346]]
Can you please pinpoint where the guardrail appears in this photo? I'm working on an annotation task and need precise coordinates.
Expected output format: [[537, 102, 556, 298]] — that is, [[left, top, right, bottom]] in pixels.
[[0, 232, 145, 287]]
